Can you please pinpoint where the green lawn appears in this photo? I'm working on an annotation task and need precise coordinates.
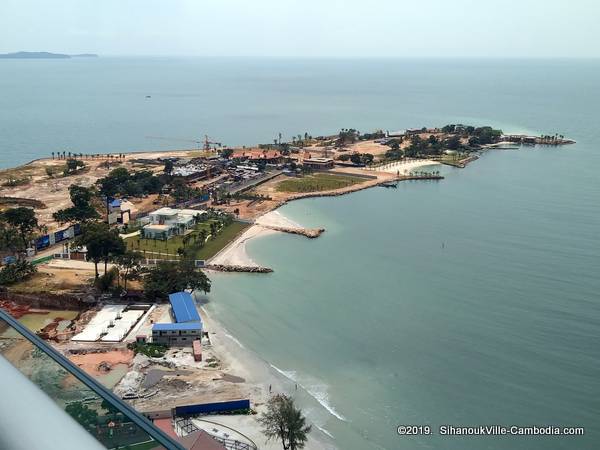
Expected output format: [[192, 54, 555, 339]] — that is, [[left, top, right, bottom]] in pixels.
[[195, 221, 249, 260], [276, 173, 365, 193], [125, 220, 249, 261]]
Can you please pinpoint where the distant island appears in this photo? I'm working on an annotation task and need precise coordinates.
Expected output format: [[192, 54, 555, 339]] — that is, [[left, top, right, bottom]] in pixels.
[[0, 51, 98, 59]]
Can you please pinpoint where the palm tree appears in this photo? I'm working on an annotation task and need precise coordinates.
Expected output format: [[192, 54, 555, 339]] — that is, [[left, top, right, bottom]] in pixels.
[[198, 230, 207, 247], [259, 394, 311, 450], [51, 151, 55, 160]]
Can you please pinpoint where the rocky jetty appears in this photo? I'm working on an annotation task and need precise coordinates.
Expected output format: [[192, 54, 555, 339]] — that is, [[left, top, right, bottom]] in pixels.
[[259, 225, 324, 238], [204, 264, 273, 273]]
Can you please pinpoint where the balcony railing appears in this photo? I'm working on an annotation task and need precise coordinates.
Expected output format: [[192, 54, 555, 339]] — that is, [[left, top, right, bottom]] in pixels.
[[0, 308, 185, 450]]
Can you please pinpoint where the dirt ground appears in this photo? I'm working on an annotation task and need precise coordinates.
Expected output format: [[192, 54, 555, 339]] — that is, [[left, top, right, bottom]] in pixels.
[[9, 265, 93, 294], [68, 348, 134, 376], [0, 150, 193, 231], [0, 139, 423, 230], [125, 346, 263, 413]]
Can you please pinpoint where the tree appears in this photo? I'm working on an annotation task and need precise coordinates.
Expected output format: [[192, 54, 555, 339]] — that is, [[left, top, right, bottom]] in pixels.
[[259, 394, 311, 450], [2, 207, 38, 249], [220, 148, 234, 159], [143, 259, 211, 300], [171, 177, 191, 203], [76, 223, 126, 278], [99, 167, 165, 199], [445, 135, 461, 150], [65, 402, 98, 429], [349, 153, 362, 165], [98, 167, 130, 198], [0, 220, 22, 255], [115, 250, 143, 291], [163, 159, 174, 177], [468, 136, 480, 147], [53, 185, 100, 223], [197, 229, 207, 247], [0, 260, 37, 286], [385, 141, 403, 160], [64, 158, 85, 175]]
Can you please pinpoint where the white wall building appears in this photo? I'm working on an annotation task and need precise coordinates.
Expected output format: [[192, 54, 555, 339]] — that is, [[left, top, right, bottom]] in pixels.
[[142, 207, 205, 240]]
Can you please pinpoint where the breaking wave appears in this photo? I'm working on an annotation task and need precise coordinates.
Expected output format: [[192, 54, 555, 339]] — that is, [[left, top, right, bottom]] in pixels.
[[270, 364, 347, 422]]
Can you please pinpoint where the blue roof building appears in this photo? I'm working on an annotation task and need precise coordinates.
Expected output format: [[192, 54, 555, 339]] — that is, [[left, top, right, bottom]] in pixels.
[[169, 292, 202, 324], [152, 322, 202, 332], [150, 292, 203, 346]]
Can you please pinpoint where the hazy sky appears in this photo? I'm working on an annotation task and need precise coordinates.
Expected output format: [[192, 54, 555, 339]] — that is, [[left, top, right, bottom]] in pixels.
[[1, 0, 598, 57]]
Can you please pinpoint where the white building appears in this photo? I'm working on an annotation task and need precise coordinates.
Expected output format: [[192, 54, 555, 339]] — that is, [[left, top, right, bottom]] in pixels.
[[142, 207, 206, 240], [107, 198, 137, 225]]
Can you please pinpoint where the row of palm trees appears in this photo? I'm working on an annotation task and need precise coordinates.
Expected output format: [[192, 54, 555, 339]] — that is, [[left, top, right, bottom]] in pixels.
[[538, 133, 565, 144], [411, 170, 441, 177], [51, 151, 128, 160]]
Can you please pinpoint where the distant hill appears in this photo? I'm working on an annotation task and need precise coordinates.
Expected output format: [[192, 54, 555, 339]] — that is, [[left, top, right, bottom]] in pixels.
[[0, 51, 99, 59]]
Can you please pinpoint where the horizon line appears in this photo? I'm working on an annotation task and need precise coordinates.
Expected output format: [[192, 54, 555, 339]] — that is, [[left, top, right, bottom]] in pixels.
[[1, 51, 600, 60]]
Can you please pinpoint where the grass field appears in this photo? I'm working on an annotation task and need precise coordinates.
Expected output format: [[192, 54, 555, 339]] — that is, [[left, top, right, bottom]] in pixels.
[[276, 173, 365, 193], [196, 221, 249, 259], [125, 220, 249, 260]]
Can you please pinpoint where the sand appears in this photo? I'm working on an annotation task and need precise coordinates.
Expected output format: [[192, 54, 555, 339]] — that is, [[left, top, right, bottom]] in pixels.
[[208, 225, 276, 267], [255, 210, 301, 229], [198, 307, 331, 450], [372, 158, 440, 174], [209, 206, 321, 267]]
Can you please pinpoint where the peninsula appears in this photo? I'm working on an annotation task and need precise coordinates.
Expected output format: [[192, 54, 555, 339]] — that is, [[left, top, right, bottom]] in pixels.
[[0, 124, 574, 449], [0, 51, 99, 59]]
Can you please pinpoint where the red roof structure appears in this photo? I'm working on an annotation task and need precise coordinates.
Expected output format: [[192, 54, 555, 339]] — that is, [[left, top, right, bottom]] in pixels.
[[232, 149, 282, 161]]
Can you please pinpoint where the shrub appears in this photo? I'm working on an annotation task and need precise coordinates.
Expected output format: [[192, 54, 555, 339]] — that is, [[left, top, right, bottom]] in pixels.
[[128, 342, 167, 358], [0, 260, 37, 286], [94, 267, 118, 292]]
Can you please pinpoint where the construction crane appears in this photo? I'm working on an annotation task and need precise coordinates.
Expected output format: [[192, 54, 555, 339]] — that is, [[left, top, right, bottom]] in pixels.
[[203, 135, 222, 152], [146, 135, 224, 153]]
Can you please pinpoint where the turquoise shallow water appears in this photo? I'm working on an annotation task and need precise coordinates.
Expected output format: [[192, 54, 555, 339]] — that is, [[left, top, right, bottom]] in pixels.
[[207, 143, 600, 450], [1, 58, 600, 449]]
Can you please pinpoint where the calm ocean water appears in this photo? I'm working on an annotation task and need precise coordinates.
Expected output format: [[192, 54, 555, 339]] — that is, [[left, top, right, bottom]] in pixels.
[[2, 58, 599, 449]]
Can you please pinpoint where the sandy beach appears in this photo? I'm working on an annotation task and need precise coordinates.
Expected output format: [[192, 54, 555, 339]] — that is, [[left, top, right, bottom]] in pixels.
[[198, 305, 334, 450], [371, 158, 440, 174], [209, 210, 306, 267], [208, 225, 276, 267]]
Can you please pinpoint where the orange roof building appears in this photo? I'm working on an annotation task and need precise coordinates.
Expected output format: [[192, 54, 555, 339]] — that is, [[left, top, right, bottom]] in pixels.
[[231, 149, 283, 162]]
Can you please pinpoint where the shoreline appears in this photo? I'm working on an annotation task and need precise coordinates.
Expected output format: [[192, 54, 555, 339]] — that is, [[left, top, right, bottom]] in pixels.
[[1, 147, 199, 172], [198, 302, 336, 450], [209, 210, 310, 268], [209, 161, 444, 269]]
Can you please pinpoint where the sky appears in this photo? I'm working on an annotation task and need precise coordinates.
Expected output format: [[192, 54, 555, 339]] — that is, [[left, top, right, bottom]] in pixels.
[[0, 0, 598, 58]]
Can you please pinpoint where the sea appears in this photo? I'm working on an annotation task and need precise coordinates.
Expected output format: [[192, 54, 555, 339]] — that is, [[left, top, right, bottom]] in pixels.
[[1, 57, 599, 449]]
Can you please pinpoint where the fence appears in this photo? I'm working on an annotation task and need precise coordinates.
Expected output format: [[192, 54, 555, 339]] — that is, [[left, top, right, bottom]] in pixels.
[[35, 223, 81, 251], [174, 417, 257, 450], [31, 255, 54, 266], [174, 399, 250, 417]]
